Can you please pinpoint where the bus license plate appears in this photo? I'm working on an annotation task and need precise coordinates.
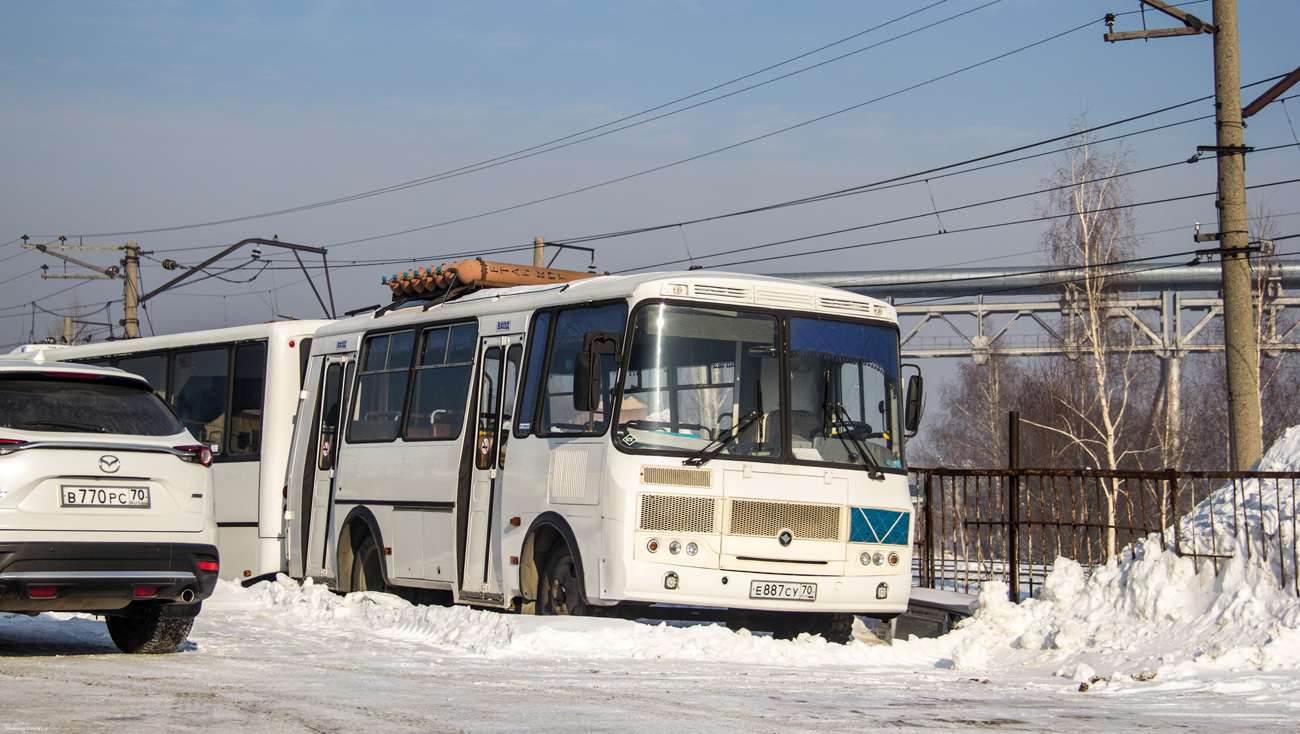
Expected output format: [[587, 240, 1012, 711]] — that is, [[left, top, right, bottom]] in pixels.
[[60, 486, 151, 508], [749, 580, 817, 601]]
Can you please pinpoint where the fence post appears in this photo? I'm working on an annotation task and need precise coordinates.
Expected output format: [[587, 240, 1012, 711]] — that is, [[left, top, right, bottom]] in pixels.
[[1007, 411, 1021, 602], [922, 472, 934, 588]]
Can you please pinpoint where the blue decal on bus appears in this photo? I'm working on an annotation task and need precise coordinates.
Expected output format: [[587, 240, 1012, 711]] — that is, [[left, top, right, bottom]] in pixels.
[[849, 507, 910, 545]]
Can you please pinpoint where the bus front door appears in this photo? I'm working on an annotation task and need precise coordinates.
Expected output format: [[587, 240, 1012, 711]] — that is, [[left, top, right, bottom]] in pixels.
[[304, 355, 352, 582], [460, 335, 522, 601]]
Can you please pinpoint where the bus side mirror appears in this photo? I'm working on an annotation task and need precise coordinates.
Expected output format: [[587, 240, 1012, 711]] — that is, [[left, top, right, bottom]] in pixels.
[[573, 352, 601, 412], [572, 332, 622, 413], [904, 372, 924, 437]]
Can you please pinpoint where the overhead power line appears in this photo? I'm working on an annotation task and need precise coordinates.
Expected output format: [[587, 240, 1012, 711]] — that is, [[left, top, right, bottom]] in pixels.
[[50, 1, 974, 241], [618, 144, 1298, 272], [655, 176, 1300, 272]]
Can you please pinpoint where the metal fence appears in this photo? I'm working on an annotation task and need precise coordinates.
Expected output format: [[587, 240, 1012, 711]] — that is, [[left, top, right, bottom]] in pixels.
[[910, 467, 1300, 600]]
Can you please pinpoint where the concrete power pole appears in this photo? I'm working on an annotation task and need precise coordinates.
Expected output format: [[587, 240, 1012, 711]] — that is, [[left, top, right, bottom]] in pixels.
[[1105, 0, 1262, 469], [23, 238, 146, 341], [123, 241, 141, 339], [533, 236, 545, 268], [1211, 1, 1263, 470]]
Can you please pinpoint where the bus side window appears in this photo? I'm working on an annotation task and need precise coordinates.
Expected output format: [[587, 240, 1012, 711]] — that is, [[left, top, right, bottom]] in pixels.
[[405, 323, 476, 441], [228, 342, 267, 456], [540, 303, 627, 436], [170, 347, 230, 449], [116, 354, 167, 398], [349, 330, 415, 443], [513, 311, 551, 438]]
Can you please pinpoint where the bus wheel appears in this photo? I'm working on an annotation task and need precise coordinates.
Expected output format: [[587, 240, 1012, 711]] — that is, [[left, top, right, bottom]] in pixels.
[[772, 613, 854, 644], [537, 545, 588, 616], [352, 535, 388, 593]]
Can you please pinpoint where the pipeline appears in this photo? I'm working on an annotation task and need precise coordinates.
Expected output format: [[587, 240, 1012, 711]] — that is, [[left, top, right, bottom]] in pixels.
[[382, 258, 602, 298]]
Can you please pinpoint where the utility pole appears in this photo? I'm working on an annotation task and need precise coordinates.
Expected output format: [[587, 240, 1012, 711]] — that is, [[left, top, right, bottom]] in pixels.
[[1210, 1, 1263, 469], [123, 241, 140, 338], [1105, 0, 1263, 469], [22, 237, 146, 340], [533, 236, 545, 268]]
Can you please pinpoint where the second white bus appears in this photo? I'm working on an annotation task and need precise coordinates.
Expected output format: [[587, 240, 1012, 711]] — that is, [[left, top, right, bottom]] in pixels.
[[17, 320, 330, 580]]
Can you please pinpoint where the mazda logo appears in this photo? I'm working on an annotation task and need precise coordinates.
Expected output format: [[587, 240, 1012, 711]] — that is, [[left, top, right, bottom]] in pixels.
[[778, 530, 793, 547], [98, 456, 121, 473]]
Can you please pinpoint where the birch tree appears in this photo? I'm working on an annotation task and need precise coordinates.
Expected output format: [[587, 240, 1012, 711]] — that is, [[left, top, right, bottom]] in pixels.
[[1023, 120, 1146, 560]]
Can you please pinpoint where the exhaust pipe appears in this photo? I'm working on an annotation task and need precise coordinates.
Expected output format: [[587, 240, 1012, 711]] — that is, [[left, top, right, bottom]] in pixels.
[[178, 588, 196, 603]]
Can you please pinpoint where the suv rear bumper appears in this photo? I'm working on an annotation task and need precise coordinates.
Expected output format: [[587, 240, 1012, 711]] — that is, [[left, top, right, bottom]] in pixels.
[[0, 541, 219, 613]]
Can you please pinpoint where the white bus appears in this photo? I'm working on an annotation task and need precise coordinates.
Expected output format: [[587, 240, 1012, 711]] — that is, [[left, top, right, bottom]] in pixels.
[[16, 320, 331, 580], [287, 262, 923, 640]]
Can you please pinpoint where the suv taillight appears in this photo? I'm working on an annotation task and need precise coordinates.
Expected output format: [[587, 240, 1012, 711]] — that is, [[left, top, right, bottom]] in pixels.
[[0, 438, 26, 455], [175, 445, 213, 467]]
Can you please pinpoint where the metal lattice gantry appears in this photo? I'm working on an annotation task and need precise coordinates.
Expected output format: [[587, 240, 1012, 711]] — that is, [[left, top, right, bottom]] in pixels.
[[787, 259, 1300, 364]]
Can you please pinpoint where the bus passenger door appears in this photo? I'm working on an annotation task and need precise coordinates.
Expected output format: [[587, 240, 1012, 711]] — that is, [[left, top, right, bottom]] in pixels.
[[461, 335, 522, 600], [305, 355, 352, 581]]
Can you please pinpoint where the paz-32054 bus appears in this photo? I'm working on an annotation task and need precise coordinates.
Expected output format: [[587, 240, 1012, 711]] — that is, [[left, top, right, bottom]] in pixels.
[[285, 260, 921, 641]]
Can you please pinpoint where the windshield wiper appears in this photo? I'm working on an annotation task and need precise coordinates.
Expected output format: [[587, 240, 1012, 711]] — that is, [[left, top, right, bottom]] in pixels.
[[824, 402, 885, 480], [683, 410, 763, 467], [3, 421, 108, 434]]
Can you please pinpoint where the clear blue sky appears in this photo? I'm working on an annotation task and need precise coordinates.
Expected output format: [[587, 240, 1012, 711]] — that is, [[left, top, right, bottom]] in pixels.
[[2, 1, 1297, 344]]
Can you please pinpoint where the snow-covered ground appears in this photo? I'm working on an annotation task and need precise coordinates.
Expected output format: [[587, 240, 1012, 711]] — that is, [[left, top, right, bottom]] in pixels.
[[4, 431, 1300, 731], [1, 565, 1297, 732]]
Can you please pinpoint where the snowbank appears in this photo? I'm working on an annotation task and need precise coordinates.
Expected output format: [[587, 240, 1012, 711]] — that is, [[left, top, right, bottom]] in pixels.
[[1177, 425, 1300, 590], [198, 427, 1300, 692]]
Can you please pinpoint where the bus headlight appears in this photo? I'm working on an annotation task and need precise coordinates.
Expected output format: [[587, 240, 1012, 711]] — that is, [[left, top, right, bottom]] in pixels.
[[685, 542, 698, 556], [873, 552, 885, 566], [669, 541, 681, 555], [859, 551, 871, 566]]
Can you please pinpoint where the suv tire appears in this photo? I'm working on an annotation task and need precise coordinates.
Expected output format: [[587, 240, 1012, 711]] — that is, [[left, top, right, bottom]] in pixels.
[[106, 604, 196, 654]]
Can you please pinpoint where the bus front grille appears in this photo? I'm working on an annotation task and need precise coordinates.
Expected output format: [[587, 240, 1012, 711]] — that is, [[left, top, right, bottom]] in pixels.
[[726, 499, 842, 541], [638, 494, 718, 534], [640, 465, 713, 489]]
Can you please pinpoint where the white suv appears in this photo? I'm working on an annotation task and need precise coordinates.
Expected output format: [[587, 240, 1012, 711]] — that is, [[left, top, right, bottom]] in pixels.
[[0, 359, 218, 653]]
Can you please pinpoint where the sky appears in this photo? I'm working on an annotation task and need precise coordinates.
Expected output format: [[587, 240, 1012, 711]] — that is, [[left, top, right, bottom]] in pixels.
[[2, 0, 1298, 347]]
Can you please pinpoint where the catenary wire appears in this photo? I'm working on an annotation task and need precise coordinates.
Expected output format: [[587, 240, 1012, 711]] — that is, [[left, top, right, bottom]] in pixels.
[[50, 1, 972, 241]]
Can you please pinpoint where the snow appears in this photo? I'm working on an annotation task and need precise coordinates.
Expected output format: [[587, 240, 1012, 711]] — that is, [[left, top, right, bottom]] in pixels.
[[1177, 425, 1300, 589], [4, 433, 1300, 730]]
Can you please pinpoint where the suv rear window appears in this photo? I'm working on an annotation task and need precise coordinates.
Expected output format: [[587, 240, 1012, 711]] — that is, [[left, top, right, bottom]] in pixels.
[[0, 376, 185, 437]]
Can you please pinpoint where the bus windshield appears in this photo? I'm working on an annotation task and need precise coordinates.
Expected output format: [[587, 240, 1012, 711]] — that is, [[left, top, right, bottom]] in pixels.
[[615, 304, 905, 471], [616, 304, 779, 460], [788, 317, 903, 470]]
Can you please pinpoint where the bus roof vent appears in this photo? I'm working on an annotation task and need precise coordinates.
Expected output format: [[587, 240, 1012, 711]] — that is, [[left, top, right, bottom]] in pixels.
[[818, 296, 890, 319], [756, 287, 814, 310], [382, 258, 604, 303], [691, 284, 752, 304]]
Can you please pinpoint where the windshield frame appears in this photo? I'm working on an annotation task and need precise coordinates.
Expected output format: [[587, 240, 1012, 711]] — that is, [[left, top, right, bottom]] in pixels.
[[611, 300, 907, 473]]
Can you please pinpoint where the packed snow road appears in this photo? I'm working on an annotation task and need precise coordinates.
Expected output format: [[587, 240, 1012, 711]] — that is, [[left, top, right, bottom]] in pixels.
[[2, 566, 1298, 733]]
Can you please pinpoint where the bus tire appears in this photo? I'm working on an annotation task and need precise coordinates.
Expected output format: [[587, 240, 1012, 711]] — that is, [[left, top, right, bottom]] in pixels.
[[352, 534, 388, 593], [772, 613, 854, 644], [537, 544, 588, 616], [106, 604, 195, 654]]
